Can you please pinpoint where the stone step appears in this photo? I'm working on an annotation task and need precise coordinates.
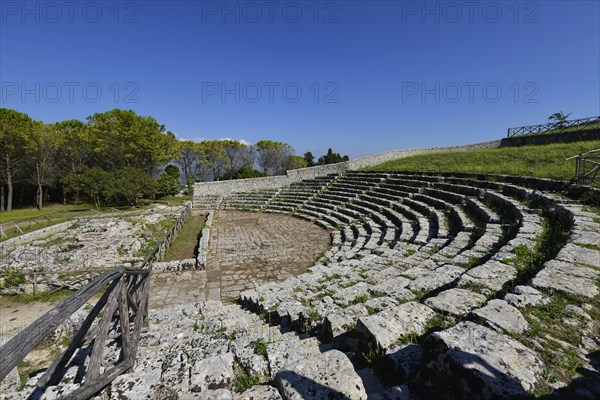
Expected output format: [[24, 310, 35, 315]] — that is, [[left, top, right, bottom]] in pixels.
[[421, 321, 544, 399]]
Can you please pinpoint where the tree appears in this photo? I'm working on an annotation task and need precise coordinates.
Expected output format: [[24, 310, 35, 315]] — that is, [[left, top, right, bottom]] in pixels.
[[197, 140, 228, 181], [224, 164, 268, 180], [176, 140, 200, 192], [252, 140, 294, 175], [28, 122, 59, 209], [222, 140, 251, 178], [86, 109, 176, 174], [317, 148, 349, 165], [285, 155, 307, 171], [303, 152, 316, 167], [114, 168, 157, 206], [0, 108, 33, 211], [63, 167, 113, 209], [157, 165, 181, 196], [54, 119, 91, 203], [548, 111, 572, 129]]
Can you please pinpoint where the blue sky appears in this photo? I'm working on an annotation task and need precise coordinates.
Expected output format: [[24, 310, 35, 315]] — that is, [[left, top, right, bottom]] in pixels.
[[1, 0, 599, 158]]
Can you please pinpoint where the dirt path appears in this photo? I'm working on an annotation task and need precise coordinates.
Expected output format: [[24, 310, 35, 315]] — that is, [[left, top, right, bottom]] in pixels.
[[0, 297, 60, 344]]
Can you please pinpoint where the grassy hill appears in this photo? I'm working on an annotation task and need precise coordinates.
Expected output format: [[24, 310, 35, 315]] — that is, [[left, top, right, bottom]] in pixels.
[[368, 140, 600, 183]]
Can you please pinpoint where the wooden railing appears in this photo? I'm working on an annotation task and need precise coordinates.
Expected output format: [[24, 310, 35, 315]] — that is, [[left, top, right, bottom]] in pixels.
[[566, 148, 600, 184], [507, 116, 600, 137], [0, 203, 191, 398], [0, 267, 149, 399]]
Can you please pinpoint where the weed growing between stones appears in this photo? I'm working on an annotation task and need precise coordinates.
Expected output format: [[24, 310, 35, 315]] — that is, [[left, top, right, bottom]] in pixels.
[[352, 294, 369, 305], [362, 345, 395, 383], [342, 322, 357, 332], [403, 248, 416, 257], [253, 338, 268, 357], [503, 212, 571, 296], [234, 368, 263, 392], [575, 242, 600, 251], [459, 281, 489, 295], [319, 273, 341, 283], [455, 256, 480, 269], [518, 291, 600, 395]]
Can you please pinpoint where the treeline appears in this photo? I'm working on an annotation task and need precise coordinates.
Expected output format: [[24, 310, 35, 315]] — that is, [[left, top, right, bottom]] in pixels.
[[0, 108, 348, 211]]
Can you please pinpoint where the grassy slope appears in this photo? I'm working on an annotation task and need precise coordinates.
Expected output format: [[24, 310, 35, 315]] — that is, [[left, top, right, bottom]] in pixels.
[[368, 140, 600, 181], [0, 203, 95, 224]]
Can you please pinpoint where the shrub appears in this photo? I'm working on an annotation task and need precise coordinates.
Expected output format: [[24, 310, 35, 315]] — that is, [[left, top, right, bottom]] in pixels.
[[3, 268, 26, 288]]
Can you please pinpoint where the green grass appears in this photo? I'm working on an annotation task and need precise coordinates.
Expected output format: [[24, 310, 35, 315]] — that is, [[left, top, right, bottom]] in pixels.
[[7, 289, 74, 304], [0, 202, 95, 224], [154, 195, 191, 206], [1, 267, 26, 288], [162, 214, 206, 261], [535, 122, 599, 135], [253, 338, 268, 357], [367, 140, 600, 182], [234, 369, 264, 392]]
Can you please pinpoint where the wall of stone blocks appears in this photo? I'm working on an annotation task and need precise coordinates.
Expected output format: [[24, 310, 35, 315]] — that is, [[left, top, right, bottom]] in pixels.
[[193, 140, 500, 201], [500, 129, 600, 147]]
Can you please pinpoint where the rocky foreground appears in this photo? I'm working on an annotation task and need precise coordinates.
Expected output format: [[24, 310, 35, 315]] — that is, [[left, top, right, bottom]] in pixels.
[[0, 207, 180, 294], [2, 170, 600, 399]]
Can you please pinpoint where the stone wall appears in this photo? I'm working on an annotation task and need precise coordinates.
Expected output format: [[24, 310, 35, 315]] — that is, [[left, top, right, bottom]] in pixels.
[[193, 140, 500, 201], [148, 203, 191, 265], [196, 211, 213, 269], [500, 129, 600, 147], [0, 221, 76, 254]]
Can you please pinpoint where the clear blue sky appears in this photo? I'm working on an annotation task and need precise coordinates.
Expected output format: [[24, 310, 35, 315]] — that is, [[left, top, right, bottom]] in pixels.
[[1, 0, 599, 158]]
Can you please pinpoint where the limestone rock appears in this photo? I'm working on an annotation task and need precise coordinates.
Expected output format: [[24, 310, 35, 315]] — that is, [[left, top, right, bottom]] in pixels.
[[556, 243, 600, 269], [421, 321, 544, 399], [190, 353, 235, 392], [0, 367, 19, 395], [532, 260, 600, 298], [387, 344, 422, 381], [183, 389, 233, 400], [471, 299, 529, 334], [458, 261, 517, 294], [267, 335, 323, 376], [357, 302, 436, 350], [424, 288, 487, 316], [322, 304, 369, 340], [369, 276, 411, 296], [276, 350, 367, 400], [234, 385, 283, 400], [504, 285, 548, 308], [408, 265, 464, 293]]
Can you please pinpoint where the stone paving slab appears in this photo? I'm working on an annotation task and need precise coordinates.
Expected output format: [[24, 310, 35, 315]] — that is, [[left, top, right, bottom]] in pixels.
[[206, 211, 331, 303]]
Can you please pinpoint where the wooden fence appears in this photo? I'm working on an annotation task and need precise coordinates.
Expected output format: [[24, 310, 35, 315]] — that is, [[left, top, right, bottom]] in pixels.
[[566, 148, 600, 184], [0, 203, 191, 399]]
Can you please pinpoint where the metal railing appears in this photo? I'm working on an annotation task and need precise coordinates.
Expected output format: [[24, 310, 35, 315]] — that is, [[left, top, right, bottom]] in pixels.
[[507, 116, 600, 137], [566, 148, 600, 184]]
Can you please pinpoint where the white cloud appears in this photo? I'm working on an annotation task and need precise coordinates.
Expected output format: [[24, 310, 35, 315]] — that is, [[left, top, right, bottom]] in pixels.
[[218, 137, 252, 146]]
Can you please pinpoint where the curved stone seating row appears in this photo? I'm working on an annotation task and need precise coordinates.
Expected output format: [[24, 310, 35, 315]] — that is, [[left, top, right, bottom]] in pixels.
[[266, 174, 338, 212], [192, 194, 222, 209], [220, 189, 281, 211], [211, 170, 599, 398]]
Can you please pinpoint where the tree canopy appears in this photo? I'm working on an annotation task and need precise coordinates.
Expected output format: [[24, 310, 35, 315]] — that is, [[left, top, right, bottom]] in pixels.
[[0, 107, 349, 211]]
